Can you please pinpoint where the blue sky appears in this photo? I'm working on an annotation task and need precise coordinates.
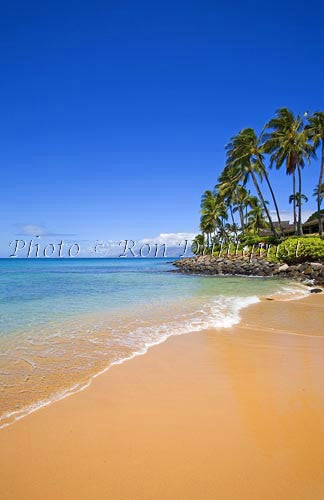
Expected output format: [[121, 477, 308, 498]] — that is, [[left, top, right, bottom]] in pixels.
[[1, 0, 324, 256]]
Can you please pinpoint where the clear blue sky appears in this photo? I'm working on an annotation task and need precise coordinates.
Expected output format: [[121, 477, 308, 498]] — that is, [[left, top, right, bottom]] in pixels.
[[1, 0, 324, 256]]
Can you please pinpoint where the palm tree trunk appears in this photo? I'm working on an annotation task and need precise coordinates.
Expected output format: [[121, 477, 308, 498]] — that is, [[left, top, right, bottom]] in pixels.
[[235, 189, 245, 232], [297, 166, 303, 236], [317, 141, 324, 238], [250, 171, 278, 237], [229, 204, 237, 238], [239, 206, 245, 233], [263, 170, 282, 233], [293, 173, 297, 234], [202, 232, 207, 250]]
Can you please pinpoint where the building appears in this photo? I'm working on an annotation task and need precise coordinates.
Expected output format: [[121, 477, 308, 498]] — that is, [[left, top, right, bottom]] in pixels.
[[261, 218, 324, 236]]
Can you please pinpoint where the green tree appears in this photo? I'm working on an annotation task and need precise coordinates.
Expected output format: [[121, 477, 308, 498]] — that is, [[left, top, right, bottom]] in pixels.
[[263, 108, 314, 236], [216, 167, 240, 237], [226, 129, 278, 237], [200, 190, 216, 248], [200, 190, 230, 247], [191, 234, 205, 255], [289, 193, 308, 207], [233, 185, 251, 233], [306, 112, 324, 237], [313, 183, 324, 202], [246, 202, 269, 235]]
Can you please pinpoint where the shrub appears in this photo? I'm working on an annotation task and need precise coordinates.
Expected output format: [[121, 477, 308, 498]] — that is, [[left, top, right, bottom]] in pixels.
[[240, 234, 281, 246], [275, 237, 324, 264], [305, 209, 324, 223]]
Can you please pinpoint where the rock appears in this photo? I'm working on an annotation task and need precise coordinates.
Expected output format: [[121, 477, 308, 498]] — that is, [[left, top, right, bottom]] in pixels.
[[171, 256, 323, 285], [310, 263, 323, 269], [310, 288, 322, 293]]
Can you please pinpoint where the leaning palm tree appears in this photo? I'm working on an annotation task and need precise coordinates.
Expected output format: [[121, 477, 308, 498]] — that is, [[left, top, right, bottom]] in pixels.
[[215, 166, 246, 236], [200, 190, 214, 211], [306, 112, 324, 237], [263, 108, 315, 236], [226, 129, 278, 237], [225, 128, 282, 232]]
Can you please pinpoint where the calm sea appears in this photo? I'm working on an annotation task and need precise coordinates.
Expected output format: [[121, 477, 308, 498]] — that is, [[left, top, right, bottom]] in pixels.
[[0, 258, 307, 428]]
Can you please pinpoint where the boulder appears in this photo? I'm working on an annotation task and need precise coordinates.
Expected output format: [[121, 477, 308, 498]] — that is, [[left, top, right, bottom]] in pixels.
[[310, 263, 323, 269]]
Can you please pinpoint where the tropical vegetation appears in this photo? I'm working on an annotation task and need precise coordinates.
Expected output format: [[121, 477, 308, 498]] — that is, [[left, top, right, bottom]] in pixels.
[[195, 107, 324, 255], [273, 237, 324, 264]]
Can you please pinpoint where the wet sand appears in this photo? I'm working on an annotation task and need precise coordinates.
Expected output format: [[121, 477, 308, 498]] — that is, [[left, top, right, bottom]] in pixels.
[[1, 294, 324, 499]]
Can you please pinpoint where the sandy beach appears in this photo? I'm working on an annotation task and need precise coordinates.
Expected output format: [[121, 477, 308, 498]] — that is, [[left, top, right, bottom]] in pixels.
[[1, 293, 324, 500]]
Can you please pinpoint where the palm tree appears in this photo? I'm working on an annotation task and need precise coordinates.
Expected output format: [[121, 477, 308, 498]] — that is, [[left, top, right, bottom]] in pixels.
[[200, 190, 216, 248], [200, 189, 231, 248], [214, 193, 229, 234], [313, 183, 324, 205], [226, 129, 278, 237], [225, 127, 282, 232], [306, 112, 324, 237], [247, 202, 269, 235], [289, 193, 308, 209], [263, 108, 314, 236], [200, 191, 221, 246], [233, 185, 250, 233], [216, 167, 239, 238], [192, 234, 204, 255]]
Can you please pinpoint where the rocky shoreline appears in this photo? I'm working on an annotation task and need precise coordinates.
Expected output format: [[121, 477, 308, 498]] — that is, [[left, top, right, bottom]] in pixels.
[[172, 256, 324, 289]]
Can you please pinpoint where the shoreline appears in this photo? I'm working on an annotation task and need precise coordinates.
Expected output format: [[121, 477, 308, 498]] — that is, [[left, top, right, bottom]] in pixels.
[[173, 255, 324, 286], [1, 293, 324, 499], [0, 280, 309, 430]]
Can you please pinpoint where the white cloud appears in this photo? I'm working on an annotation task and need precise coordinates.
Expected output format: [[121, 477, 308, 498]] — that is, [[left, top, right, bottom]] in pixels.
[[270, 210, 314, 223], [19, 224, 47, 236], [14, 223, 76, 237], [139, 232, 196, 246], [82, 233, 197, 257]]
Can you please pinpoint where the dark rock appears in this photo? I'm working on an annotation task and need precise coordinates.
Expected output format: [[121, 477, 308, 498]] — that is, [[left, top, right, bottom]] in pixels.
[[310, 288, 322, 294], [171, 256, 324, 285]]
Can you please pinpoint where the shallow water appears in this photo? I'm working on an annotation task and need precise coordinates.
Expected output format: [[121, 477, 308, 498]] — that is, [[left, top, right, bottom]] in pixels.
[[0, 258, 308, 427]]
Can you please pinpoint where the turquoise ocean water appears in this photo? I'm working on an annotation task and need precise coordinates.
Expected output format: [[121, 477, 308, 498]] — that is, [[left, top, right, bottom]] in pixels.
[[0, 258, 307, 428]]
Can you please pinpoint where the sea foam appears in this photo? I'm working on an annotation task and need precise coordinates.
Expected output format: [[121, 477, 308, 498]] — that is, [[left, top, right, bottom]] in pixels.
[[0, 294, 261, 429]]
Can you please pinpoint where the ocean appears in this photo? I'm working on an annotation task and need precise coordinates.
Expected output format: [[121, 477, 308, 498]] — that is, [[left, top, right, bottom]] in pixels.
[[0, 258, 308, 428]]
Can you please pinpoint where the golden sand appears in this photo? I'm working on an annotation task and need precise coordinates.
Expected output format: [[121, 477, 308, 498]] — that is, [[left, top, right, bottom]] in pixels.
[[1, 294, 324, 499]]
